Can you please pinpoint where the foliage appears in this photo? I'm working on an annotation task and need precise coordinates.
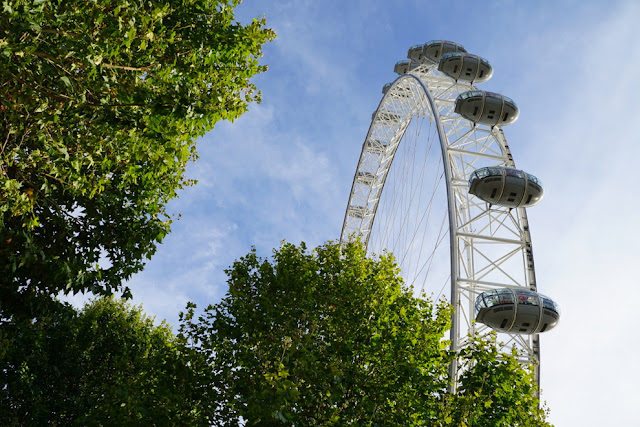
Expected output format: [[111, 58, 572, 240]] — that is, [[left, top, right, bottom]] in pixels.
[[0, 0, 275, 316], [0, 242, 552, 425], [0, 297, 208, 425], [179, 241, 552, 426], [443, 335, 551, 426]]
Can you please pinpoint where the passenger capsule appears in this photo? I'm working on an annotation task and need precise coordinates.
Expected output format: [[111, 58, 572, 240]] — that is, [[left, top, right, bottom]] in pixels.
[[438, 52, 493, 83], [409, 40, 467, 65], [468, 166, 543, 208], [407, 44, 427, 63], [455, 90, 519, 127], [394, 59, 420, 75], [475, 288, 560, 334]]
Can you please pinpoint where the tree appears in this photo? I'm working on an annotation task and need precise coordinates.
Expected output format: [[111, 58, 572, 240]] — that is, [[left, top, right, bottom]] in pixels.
[[179, 241, 551, 426], [0, 0, 275, 317], [0, 297, 209, 425], [443, 335, 549, 426]]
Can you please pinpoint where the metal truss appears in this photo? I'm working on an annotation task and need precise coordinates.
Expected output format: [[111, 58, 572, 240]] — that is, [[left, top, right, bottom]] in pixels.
[[340, 64, 540, 389]]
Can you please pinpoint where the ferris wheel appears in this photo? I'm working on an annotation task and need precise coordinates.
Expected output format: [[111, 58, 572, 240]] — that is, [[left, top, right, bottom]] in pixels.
[[340, 40, 560, 389]]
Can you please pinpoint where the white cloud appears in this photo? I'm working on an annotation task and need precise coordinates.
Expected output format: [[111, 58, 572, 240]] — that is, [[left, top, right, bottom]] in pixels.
[[121, 221, 240, 327]]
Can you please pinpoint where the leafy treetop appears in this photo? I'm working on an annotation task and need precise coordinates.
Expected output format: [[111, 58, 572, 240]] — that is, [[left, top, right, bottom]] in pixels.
[[0, 0, 275, 317], [0, 242, 551, 425], [179, 241, 551, 426], [0, 297, 207, 425]]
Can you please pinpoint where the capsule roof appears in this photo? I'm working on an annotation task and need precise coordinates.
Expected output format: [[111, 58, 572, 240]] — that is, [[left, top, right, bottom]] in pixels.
[[455, 90, 519, 127], [468, 166, 543, 208], [469, 167, 542, 187], [475, 288, 560, 334], [438, 52, 493, 83], [429, 40, 467, 64], [408, 40, 467, 65]]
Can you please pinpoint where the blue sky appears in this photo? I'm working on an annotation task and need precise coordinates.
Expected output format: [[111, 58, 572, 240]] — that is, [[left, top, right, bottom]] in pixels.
[[66, 1, 640, 424]]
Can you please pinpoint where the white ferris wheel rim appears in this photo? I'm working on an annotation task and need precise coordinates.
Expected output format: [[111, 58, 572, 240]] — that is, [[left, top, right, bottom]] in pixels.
[[339, 64, 541, 388]]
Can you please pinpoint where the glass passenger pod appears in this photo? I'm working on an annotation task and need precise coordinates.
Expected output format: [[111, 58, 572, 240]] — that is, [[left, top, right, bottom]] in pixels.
[[475, 288, 560, 334], [394, 59, 420, 75], [454, 90, 519, 127], [468, 166, 543, 208], [437, 52, 493, 83], [407, 44, 426, 63], [408, 41, 466, 64], [421, 40, 467, 64]]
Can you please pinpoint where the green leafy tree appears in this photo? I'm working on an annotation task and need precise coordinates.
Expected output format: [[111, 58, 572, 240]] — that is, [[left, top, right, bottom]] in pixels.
[[0, 0, 275, 316], [179, 241, 551, 426], [0, 297, 209, 425], [442, 335, 550, 426], [1, 243, 552, 425]]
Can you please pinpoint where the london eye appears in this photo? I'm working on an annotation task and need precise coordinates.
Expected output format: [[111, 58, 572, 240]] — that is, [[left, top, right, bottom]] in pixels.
[[340, 40, 560, 389]]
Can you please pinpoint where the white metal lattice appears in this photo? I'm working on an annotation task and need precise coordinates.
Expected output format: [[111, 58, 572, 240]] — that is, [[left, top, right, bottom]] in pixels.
[[340, 64, 540, 389]]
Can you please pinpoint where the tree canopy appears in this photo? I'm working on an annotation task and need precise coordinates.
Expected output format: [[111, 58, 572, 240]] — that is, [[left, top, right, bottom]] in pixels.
[[1, 242, 551, 425], [0, 0, 275, 317], [0, 297, 207, 425], [179, 241, 551, 426]]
